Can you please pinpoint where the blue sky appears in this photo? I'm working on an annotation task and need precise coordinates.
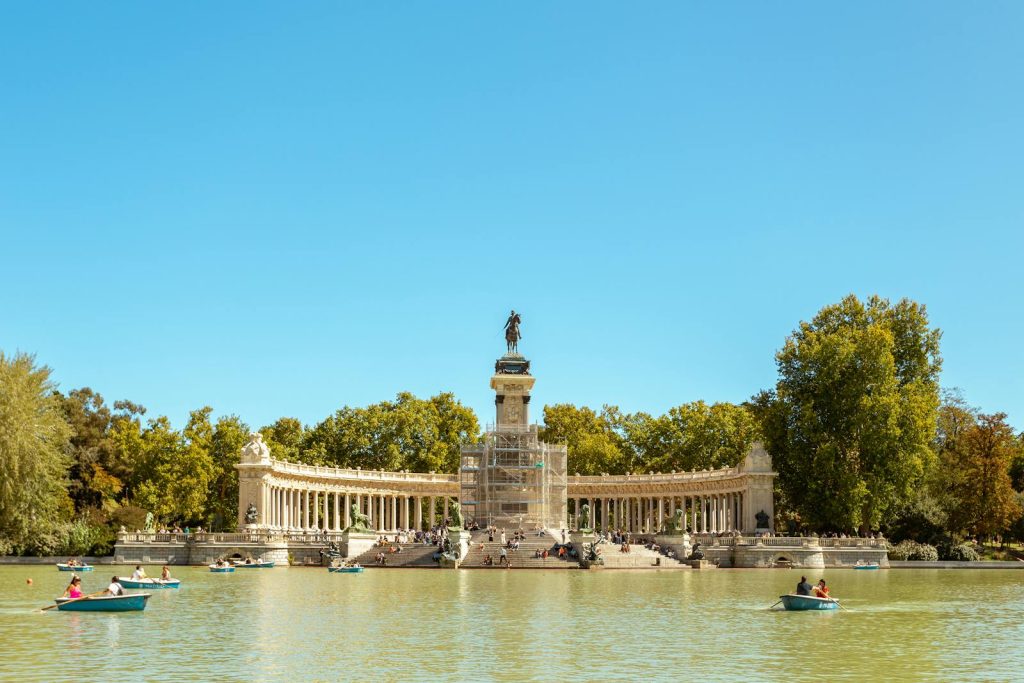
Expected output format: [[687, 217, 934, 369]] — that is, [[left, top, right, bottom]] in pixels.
[[2, 3, 1022, 430]]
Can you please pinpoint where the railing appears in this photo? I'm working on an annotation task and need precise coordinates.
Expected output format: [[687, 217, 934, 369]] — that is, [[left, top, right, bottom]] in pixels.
[[266, 460, 459, 485], [116, 531, 351, 545], [683, 534, 886, 549], [568, 467, 743, 485]]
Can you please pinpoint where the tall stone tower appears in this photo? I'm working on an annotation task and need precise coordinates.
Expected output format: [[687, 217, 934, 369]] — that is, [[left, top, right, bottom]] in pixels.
[[460, 319, 568, 530]]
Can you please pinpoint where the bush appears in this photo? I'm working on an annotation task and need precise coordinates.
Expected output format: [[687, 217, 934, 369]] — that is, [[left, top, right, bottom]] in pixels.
[[938, 542, 979, 562], [889, 540, 938, 561]]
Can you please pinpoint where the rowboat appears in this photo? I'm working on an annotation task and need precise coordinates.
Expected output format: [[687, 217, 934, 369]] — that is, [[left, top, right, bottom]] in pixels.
[[55, 594, 150, 612], [116, 577, 181, 589], [854, 562, 880, 570], [233, 560, 275, 568], [209, 564, 235, 573], [328, 565, 364, 573], [56, 564, 93, 572], [779, 594, 840, 611]]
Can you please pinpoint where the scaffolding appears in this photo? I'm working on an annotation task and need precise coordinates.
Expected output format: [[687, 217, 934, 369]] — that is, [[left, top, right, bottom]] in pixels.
[[460, 424, 567, 529]]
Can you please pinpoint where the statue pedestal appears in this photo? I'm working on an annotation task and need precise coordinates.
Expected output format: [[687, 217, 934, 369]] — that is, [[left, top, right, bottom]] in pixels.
[[341, 530, 377, 559], [451, 529, 471, 561], [690, 559, 712, 570]]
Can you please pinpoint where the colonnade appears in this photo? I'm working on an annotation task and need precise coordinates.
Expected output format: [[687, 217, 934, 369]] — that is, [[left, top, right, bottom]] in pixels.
[[260, 485, 458, 534], [569, 492, 745, 534]]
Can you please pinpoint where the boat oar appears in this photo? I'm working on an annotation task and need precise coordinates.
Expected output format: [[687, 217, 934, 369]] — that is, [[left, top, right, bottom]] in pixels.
[[39, 590, 105, 612], [769, 598, 783, 609], [829, 597, 846, 610]]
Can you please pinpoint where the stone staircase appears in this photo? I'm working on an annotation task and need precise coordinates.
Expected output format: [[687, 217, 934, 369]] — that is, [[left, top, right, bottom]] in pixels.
[[595, 542, 688, 569], [460, 530, 579, 569], [349, 541, 442, 568]]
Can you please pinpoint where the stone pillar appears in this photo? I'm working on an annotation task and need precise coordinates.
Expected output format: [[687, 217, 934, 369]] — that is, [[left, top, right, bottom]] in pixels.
[[657, 497, 664, 533], [429, 496, 435, 528], [415, 496, 423, 531], [311, 491, 318, 530], [379, 495, 386, 532], [366, 494, 373, 528], [342, 492, 350, 530], [389, 494, 397, 532]]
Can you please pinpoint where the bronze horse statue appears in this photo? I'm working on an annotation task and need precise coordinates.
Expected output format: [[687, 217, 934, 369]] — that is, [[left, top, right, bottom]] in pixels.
[[504, 310, 521, 354]]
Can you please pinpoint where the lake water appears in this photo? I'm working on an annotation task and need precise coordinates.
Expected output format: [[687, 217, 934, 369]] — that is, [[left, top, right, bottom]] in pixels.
[[1, 566, 1022, 682]]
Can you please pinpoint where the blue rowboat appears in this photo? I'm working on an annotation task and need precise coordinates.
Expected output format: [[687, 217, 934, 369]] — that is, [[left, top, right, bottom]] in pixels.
[[57, 564, 93, 572], [55, 594, 150, 612], [116, 577, 181, 589], [209, 565, 235, 573], [328, 566, 364, 573], [779, 594, 840, 611], [854, 562, 880, 570], [234, 561, 275, 568]]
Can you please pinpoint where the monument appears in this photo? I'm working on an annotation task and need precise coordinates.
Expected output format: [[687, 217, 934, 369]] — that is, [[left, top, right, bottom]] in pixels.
[[460, 311, 568, 529]]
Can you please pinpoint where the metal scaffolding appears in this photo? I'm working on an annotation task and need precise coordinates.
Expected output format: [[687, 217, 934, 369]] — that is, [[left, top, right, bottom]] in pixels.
[[460, 424, 567, 529]]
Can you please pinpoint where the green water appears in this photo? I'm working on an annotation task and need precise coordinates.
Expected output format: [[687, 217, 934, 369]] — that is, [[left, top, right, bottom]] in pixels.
[[1, 566, 1022, 682]]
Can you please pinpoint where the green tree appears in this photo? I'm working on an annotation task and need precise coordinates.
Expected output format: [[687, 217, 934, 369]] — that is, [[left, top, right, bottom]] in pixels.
[[647, 401, 758, 473], [540, 404, 626, 475], [754, 295, 941, 532], [0, 353, 73, 554], [303, 393, 479, 473], [259, 417, 305, 462], [207, 415, 250, 530]]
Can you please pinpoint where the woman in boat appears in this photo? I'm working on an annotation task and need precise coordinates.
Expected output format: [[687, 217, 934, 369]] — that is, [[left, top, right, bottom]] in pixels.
[[63, 575, 83, 598], [813, 579, 830, 598], [160, 566, 171, 581]]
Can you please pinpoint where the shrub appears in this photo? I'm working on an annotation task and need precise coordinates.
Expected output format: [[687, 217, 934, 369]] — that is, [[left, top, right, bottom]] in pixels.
[[889, 540, 938, 561], [939, 542, 979, 562]]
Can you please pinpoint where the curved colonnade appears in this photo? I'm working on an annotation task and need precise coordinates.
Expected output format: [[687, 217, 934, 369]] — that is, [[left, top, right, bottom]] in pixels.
[[239, 446, 777, 535]]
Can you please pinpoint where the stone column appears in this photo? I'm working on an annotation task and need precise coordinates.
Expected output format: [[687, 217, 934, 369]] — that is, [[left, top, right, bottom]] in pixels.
[[657, 497, 664, 533], [342, 492, 350, 530], [389, 495, 397, 532], [428, 496, 435, 528], [310, 491, 318, 530], [415, 497, 423, 531], [378, 495, 386, 532], [366, 493, 373, 528]]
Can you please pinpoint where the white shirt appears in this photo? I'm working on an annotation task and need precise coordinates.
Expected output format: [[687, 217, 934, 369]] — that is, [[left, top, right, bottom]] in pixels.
[[108, 582, 124, 596], [131, 569, 144, 580]]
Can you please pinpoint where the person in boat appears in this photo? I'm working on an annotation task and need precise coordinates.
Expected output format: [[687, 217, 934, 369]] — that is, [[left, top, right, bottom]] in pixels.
[[63, 575, 83, 598], [161, 566, 171, 581], [813, 579, 830, 598], [130, 565, 147, 581], [104, 576, 125, 596], [796, 576, 813, 596]]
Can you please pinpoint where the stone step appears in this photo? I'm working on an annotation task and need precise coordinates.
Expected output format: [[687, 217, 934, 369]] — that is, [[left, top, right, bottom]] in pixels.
[[349, 542, 442, 568]]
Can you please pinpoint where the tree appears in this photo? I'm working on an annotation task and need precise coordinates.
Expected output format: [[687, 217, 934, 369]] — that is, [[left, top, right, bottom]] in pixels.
[[0, 353, 72, 554], [646, 401, 758, 473], [207, 415, 250, 530], [60, 388, 121, 512], [259, 417, 305, 462], [754, 295, 941, 532], [302, 393, 479, 473], [942, 413, 1022, 539], [539, 404, 626, 475]]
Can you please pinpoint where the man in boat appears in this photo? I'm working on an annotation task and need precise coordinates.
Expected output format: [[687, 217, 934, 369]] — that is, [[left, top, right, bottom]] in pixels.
[[104, 576, 125, 596], [130, 565, 147, 581], [796, 576, 813, 596], [813, 579, 830, 598]]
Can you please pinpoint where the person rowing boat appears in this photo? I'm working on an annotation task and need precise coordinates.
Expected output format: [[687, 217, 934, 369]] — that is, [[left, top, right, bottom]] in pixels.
[[130, 565, 147, 581], [795, 576, 813, 596], [62, 575, 83, 599], [813, 579, 830, 599], [104, 576, 125, 596]]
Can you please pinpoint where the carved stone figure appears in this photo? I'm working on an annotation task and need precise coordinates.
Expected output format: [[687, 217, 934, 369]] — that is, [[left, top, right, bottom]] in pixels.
[[756, 509, 770, 529], [144, 512, 155, 532], [578, 503, 591, 531], [687, 542, 705, 561], [504, 310, 522, 354], [448, 501, 464, 529], [241, 432, 271, 463], [662, 509, 685, 534], [347, 503, 372, 532], [244, 503, 258, 525]]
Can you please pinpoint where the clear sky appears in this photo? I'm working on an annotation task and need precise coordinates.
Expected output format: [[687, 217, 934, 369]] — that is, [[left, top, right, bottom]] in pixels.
[[2, 3, 1022, 431]]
